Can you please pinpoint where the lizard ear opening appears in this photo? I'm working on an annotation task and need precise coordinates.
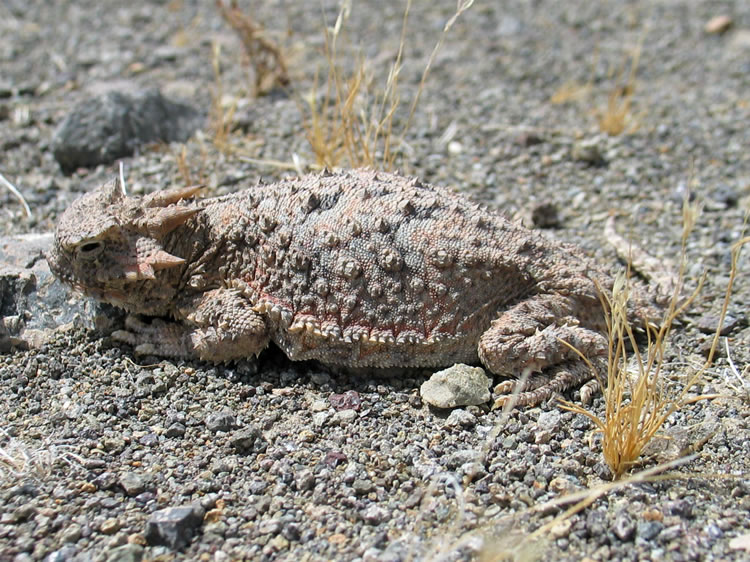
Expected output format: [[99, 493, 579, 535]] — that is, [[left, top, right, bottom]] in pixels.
[[75, 239, 105, 260]]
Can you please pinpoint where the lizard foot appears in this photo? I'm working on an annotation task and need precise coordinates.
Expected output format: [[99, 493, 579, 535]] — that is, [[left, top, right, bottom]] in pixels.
[[492, 359, 599, 409], [112, 315, 194, 358]]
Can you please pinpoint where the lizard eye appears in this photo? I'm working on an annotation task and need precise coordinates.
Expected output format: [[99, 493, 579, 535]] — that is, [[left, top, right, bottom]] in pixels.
[[76, 240, 104, 259]]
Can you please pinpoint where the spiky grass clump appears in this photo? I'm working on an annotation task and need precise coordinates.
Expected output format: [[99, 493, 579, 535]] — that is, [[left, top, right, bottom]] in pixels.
[[303, 0, 474, 171], [563, 202, 746, 479]]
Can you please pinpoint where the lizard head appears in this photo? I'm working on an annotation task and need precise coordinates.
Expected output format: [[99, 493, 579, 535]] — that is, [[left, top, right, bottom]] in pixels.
[[48, 176, 203, 313]]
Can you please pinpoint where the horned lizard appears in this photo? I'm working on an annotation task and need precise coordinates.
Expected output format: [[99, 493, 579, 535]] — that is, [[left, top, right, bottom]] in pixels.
[[48, 168, 658, 406]]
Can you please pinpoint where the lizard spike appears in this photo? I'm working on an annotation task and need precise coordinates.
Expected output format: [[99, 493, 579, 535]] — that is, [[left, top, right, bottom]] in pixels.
[[98, 176, 125, 204], [144, 184, 204, 208], [146, 250, 185, 271], [140, 206, 201, 237]]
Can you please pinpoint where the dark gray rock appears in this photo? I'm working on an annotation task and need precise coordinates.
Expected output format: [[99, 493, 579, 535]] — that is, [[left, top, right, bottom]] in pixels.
[[637, 520, 663, 541], [165, 422, 186, 438], [51, 87, 203, 173], [92, 472, 119, 491], [530, 201, 561, 228], [695, 313, 742, 336], [144, 505, 204, 550]]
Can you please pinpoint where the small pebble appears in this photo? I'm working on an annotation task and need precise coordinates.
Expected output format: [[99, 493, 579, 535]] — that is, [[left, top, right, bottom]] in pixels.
[[420, 364, 491, 408], [205, 410, 237, 432], [705, 15, 732, 34]]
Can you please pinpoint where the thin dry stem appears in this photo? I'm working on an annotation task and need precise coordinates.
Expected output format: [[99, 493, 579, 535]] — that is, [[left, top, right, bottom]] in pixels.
[[215, 0, 289, 96], [476, 454, 742, 561], [0, 430, 85, 485], [402, 0, 474, 135], [0, 171, 31, 218], [209, 41, 238, 153]]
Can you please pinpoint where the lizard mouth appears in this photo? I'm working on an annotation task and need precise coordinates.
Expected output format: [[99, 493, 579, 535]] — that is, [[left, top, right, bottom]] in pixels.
[[46, 250, 68, 283], [76, 284, 131, 309]]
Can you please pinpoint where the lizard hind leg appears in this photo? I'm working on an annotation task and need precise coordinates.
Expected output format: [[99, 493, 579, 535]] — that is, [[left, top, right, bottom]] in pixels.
[[477, 295, 608, 407]]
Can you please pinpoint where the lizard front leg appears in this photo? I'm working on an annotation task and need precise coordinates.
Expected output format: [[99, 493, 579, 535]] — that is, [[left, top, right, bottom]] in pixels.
[[113, 288, 270, 362]]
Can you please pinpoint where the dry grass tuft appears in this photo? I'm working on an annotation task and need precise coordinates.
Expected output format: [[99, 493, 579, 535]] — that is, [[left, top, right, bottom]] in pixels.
[[301, 0, 406, 170], [302, 0, 474, 171], [550, 43, 642, 136], [596, 81, 637, 136], [0, 429, 84, 485], [596, 43, 642, 135], [562, 202, 747, 479], [215, 0, 289, 97]]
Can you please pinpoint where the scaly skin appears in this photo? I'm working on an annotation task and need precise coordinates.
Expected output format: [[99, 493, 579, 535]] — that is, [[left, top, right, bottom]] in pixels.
[[48, 169, 658, 406]]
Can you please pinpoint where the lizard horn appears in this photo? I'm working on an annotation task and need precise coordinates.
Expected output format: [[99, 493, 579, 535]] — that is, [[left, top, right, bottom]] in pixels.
[[137, 206, 201, 237], [144, 184, 204, 208]]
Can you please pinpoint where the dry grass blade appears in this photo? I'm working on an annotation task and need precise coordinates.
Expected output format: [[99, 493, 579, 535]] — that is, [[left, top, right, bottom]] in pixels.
[[549, 80, 592, 105], [215, 0, 289, 96], [172, 144, 209, 187], [0, 170, 31, 218], [724, 337, 750, 402], [402, 0, 475, 136], [411, 473, 470, 561], [302, 0, 399, 170], [209, 41, 238, 153], [561, 199, 746, 479]]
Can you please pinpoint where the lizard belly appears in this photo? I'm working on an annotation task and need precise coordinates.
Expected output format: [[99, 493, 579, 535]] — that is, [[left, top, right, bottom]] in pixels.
[[270, 327, 481, 368]]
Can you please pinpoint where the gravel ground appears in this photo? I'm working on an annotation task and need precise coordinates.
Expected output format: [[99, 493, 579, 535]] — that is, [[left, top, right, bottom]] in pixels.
[[1, 1, 749, 560]]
